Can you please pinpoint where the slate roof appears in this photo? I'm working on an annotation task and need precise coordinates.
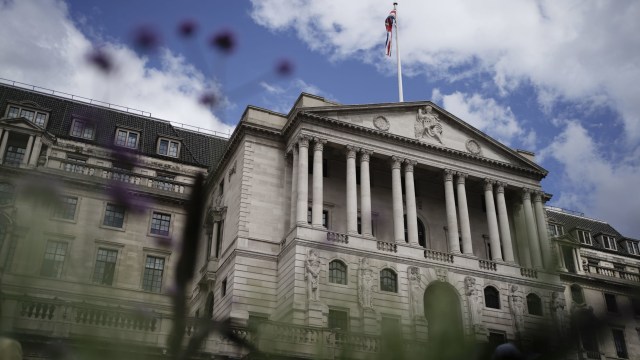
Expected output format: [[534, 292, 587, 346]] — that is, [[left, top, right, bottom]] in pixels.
[[0, 84, 228, 170], [546, 208, 639, 257]]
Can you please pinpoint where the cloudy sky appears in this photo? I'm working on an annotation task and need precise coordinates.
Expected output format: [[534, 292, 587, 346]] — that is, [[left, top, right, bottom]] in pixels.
[[1, 0, 639, 236]]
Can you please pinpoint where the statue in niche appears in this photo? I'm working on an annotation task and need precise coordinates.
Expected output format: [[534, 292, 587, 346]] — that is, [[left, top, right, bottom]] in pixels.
[[550, 292, 566, 334], [408, 267, 424, 318], [464, 276, 485, 335], [415, 105, 444, 144], [305, 250, 321, 302], [509, 285, 525, 336], [358, 258, 376, 310]]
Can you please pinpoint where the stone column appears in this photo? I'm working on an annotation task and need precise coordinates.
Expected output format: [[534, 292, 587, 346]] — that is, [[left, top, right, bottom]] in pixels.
[[289, 147, 298, 228], [522, 189, 543, 268], [311, 138, 326, 227], [28, 137, 43, 166], [22, 135, 34, 166], [444, 169, 460, 253], [484, 179, 502, 261], [391, 156, 405, 243], [210, 221, 220, 259], [346, 145, 358, 234], [360, 149, 373, 236], [495, 182, 515, 262], [0, 130, 8, 165], [296, 136, 310, 224], [456, 173, 473, 255], [533, 191, 552, 268], [404, 160, 419, 245]]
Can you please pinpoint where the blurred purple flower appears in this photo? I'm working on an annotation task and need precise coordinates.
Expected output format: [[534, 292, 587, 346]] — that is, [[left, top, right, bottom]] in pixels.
[[198, 91, 219, 108], [178, 19, 198, 38], [275, 58, 294, 77], [209, 30, 236, 54], [132, 25, 161, 52], [86, 48, 113, 74]]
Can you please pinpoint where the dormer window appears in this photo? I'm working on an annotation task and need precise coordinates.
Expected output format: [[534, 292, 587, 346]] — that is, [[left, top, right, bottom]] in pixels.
[[5, 105, 48, 127], [548, 223, 564, 237], [115, 128, 140, 149], [157, 138, 180, 157], [576, 230, 592, 245], [70, 118, 95, 139], [627, 241, 640, 255], [602, 235, 617, 250]]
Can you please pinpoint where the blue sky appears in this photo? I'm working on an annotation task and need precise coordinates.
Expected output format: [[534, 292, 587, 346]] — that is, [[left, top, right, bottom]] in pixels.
[[1, 0, 639, 236]]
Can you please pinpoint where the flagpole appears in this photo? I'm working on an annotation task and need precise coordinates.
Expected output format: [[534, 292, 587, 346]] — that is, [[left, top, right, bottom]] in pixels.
[[394, 2, 404, 102]]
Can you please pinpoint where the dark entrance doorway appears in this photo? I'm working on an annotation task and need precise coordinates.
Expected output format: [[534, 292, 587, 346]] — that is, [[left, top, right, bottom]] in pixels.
[[423, 282, 464, 359]]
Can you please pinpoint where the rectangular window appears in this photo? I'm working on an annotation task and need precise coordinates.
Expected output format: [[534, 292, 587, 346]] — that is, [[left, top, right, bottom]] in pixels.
[[115, 129, 139, 149], [548, 223, 564, 237], [35, 112, 47, 127], [612, 329, 628, 359], [328, 309, 348, 331], [20, 109, 34, 121], [7, 106, 19, 118], [150, 212, 171, 236], [577, 230, 592, 245], [103, 203, 125, 228], [5, 105, 48, 127], [221, 277, 228, 297], [631, 298, 640, 316], [488, 332, 507, 352], [158, 138, 180, 157], [41, 241, 67, 278], [628, 241, 640, 255], [605, 293, 618, 313], [53, 196, 78, 220], [3, 145, 26, 166], [93, 248, 118, 285], [142, 256, 164, 292], [70, 118, 95, 139], [602, 235, 617, 250]]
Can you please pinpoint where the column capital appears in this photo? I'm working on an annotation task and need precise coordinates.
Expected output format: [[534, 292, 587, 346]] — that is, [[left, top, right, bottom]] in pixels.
[[532, 191, 544, 203], [346, 145, 359, 159], [404, 159, 417, 173], [391, 156, 404, 170], [455, 172, 468, 185], [360, 148, 373, 162], [313, 137, 327, 151], [297, 135, 311, 148], [521, 188, 532, 201], [444, 169, 455, 182], [483, 178, 495, 191], [495, 182, 507, 194]]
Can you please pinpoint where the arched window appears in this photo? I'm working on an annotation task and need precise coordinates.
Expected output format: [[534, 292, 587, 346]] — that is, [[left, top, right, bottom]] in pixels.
[[404, 215, 427, 247], [329, 260, 347, 285], [484, 286, 500, 309], [571, 284, 585, 304], [380, 268, 397, 293], [527, 293, 543, 316]]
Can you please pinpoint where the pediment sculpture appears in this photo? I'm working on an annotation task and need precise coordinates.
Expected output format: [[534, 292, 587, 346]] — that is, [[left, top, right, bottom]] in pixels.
[[415, 105, 443, 144]]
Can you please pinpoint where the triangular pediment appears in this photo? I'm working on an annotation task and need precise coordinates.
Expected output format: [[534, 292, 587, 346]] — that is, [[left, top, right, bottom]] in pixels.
[[0, 116, 45, 132], [300, 101, 546, 175]]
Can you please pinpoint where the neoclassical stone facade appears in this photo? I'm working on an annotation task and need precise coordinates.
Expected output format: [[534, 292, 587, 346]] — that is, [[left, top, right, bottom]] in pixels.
[[1, 82, 639, 359]]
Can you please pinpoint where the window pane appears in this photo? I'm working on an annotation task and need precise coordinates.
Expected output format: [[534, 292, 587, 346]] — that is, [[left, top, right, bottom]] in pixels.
[[150, 212, 171, 236], [115, 130, 127, 146], [168, 141, 179, 157], [4, 146, 25, 166], [103, 203, 125, 228], [41, 241, 67, 278], [329, 260, 347, 285], [93, 248, 118, 285], [7, 106, 19, 118], [158, 139, 168, 155], [142, 256, 164, 292], [605, 293, 618, 313], [612, 329, 628, 359], [20, 109, 34, 121], [527, 294, 543, 315], [484, 286, 501, 309], [35, 113, 47, 127], [127, 132, 138, 148], [328, 310, 348, 331], [380, 269, 397, 292], [54, 196, 77, 220]]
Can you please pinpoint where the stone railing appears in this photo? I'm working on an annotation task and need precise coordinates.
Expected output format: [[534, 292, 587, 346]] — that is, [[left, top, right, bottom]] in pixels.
[[585, 264, 640, 283], [520, 267, 538, 278], [479, 259, 497, 271], [58, 158, 187, 194], [74, 306, 158, 332], [20, 299, 57, 320], [327, 231, 349, 244], [424, 249, 454, 263], [377, 241, 397, 253]]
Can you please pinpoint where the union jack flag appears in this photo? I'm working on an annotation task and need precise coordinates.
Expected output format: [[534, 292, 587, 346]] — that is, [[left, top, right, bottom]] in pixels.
[[385, 9, 396, 56]]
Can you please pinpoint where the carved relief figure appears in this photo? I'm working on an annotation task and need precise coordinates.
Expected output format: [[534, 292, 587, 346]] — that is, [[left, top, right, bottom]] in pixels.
[[305, 250, 321, 302], [464, 276, 484, 334], [435, 268, 448, 282], [408, 267, 424, 318], [508, 285, 525, 336], [550, 292, 566, 334], [415, 105, 443, 144], [358, 258, 376, 309]]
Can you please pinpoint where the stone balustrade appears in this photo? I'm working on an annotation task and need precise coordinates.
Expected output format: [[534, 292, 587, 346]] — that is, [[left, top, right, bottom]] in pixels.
[[479, 259, 497, 271], [377, 241, 398, 253], [584, 263, 640, 283], [424, 249, 454, 263], [519, 267, 538, 279], [56, 157, 187, 194], [327, 231, 349, 244]]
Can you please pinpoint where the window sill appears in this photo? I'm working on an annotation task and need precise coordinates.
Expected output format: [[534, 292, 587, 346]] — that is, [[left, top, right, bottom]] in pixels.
[[328, 282, 349, 288], [51, 217, 77, 224], [100, 224, 126, 232]]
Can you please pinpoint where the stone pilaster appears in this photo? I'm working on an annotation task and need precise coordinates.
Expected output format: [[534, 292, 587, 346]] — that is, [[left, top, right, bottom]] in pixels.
[[444, 169, 460, 253], [522, 189, 543, 268], [311, 138, 327, 227], [296, 135, 311, 224], [533, 191, 552, 268], [456, 172, 473, 255], [289, 147, 298, 228]]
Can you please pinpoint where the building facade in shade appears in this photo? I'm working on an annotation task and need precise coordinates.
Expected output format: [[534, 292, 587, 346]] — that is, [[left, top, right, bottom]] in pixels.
[[0, 81, 638, 359]]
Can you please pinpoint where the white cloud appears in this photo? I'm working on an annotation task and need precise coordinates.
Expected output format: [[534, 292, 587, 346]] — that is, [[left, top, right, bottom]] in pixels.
[[0, 0, 232, 134], [540, 121, 640, 236], [433, 90, 528, 146], [259, 78, 333, 114], [250, 0, 640, 141]]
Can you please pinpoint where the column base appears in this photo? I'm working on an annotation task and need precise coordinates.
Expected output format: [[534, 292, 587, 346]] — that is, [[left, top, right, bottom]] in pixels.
[[312, 224, 325, 229], [347, 230, 359, 235]]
